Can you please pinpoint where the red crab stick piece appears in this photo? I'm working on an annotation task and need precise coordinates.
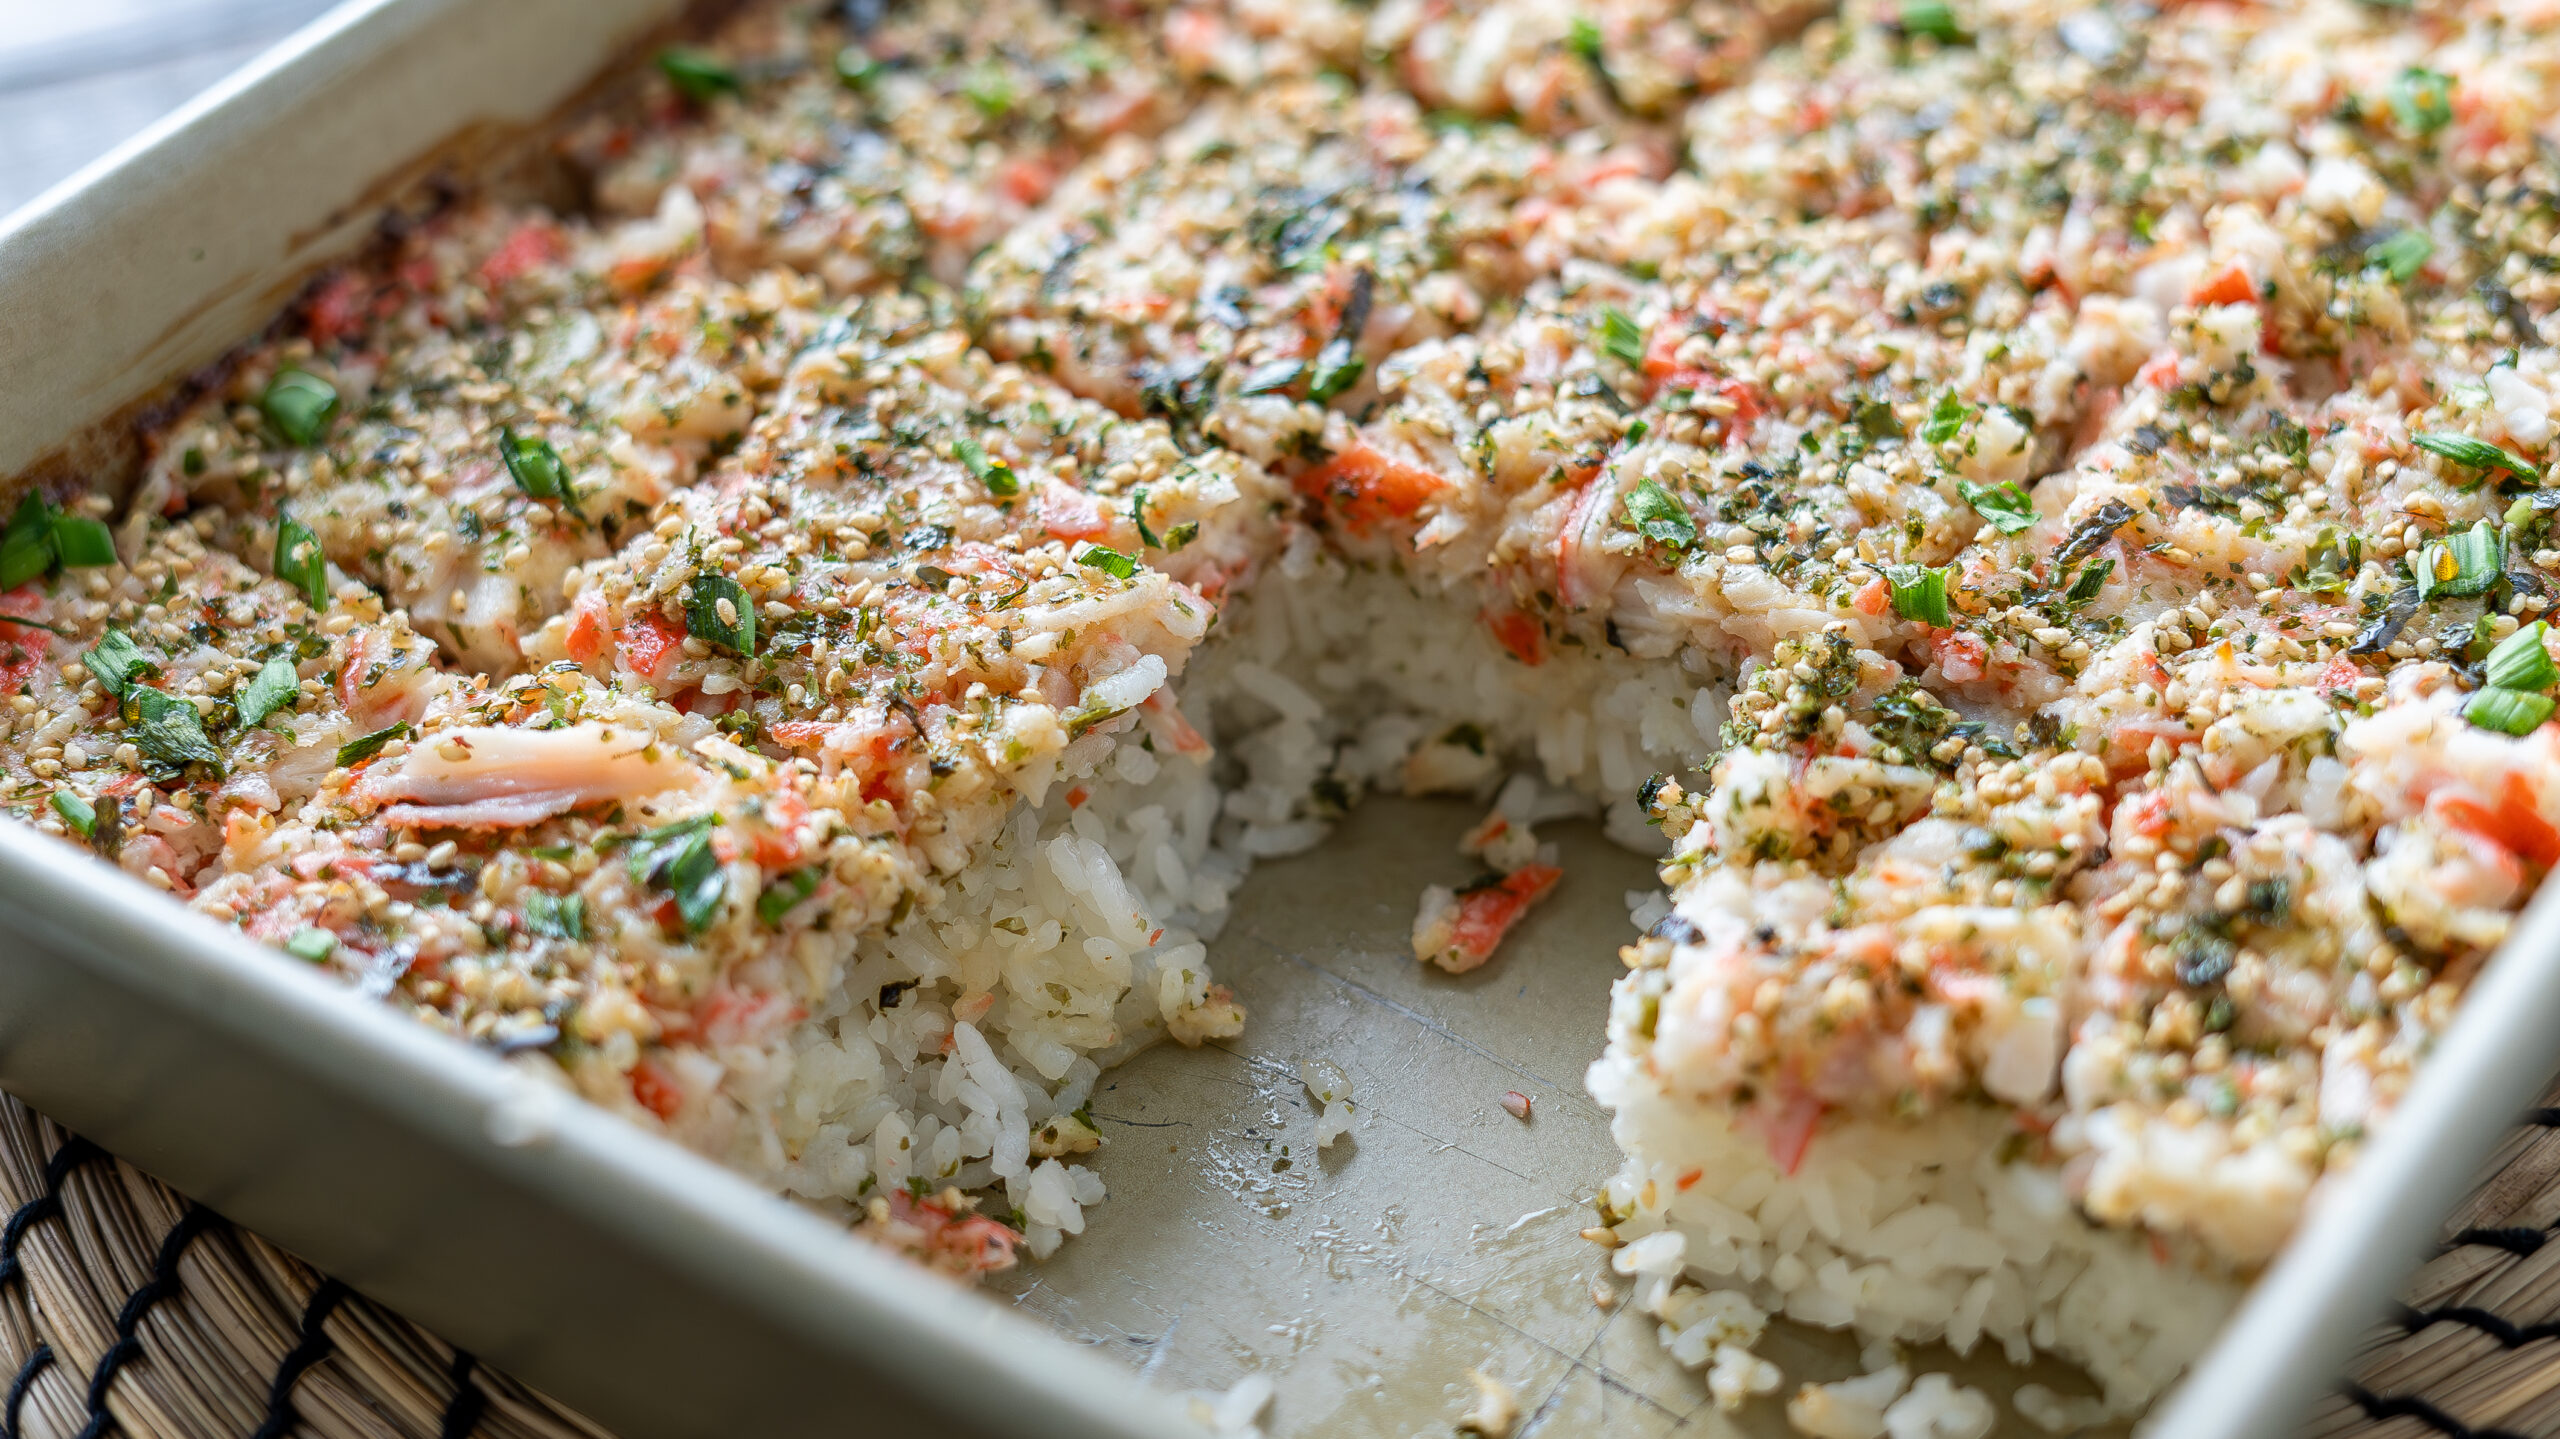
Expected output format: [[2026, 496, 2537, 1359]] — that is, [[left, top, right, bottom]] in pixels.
[[1411, 864, 1564, 973]]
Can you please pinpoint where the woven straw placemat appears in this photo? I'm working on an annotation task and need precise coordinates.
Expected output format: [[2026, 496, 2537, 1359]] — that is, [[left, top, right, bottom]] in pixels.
[[0, 1093, 605, 1439], [5, 1085, 2559, 1439]]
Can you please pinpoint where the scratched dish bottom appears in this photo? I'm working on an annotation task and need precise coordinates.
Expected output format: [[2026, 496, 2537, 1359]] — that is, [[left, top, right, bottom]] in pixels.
[[995, 797, 2116, 1438]]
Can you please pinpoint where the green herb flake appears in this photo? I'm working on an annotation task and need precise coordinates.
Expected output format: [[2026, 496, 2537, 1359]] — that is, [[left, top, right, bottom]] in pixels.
[[1884, 564, 1953, 626], [0, 494, 54, 590], [1957, 478, 2039, 535], [284, 927, 338, 963], [84, 628, 153, 701], [133, 688, 223, 770], [260, 370, 338, 447], [1307, 339, 1364, 405], [2485, 621, 2559, 693], [1624, 479, 1696, 550], [334, 722, 411, 767], [658, 48, 740, 102], [2366, 229, 2433, 284], [954, 437, 1019, 497], [1077, 544, 1139, 580], [1921, 390, 1971, 445], [274, 512, 328, 609], [686, 572, 758, 655], [1852, 400, 1905, 441], [524, 891, 588, 942], [1236, 359, 1304, 395], [2064, 556, 2115, 605], [625, 815, 726, 934], [1131, 487, 1163, 549], [2388, 66, 2454, 136], [757, 868, 820, 927], [49, 791, 95, 839], [2413, 432, 2536, 483], [1598, 308, 1646, 370], [1899, 0, 1966, 42], [1566, 15, 1603, 62], [501, 427, 583, 515], [2416, 520, 2506, 601], [1163, 520, 1200, 552], [236, 655, 302, 728], [834, 46, 881, 89], [2466, 687, 2555, 736]]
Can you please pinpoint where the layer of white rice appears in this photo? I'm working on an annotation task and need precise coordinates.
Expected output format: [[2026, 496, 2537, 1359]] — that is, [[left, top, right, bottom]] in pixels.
[[746, 545, 2236, 1414]]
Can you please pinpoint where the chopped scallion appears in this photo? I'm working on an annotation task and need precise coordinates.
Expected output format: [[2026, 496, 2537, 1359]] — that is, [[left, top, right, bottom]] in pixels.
[[133, 688, 223, 770], [235, 655, 301, 728], [2485, 621, 2558, 693], [501, 427, 583, 515], [1921, 390, 1970, 445], [524, 892, 588, 941], [260, 370, 338, 447], [285, 928, 338, 963], [84, 628, 153, 701], [954, 436, 1019, 497], [1624, 479, 1696, 550], [49, 792, 94, 839], [2415, 520, 2505, 600], [335, 722, 411, 767], [1957, 478, 2038, 534], [274, 512, 328, 609], [658, 48, 741, 102], [1076, 544, 1139, 580], [757, 868, 820, 927], [1307, 339, 1364, 405], [1884, 564, 1952, 626], [1598, 308, 1646, 370], [2466, 687, 2555, 736], [2413, 432, 2536, 484], [686, 572, 758, 655], [2366, 230, 2433, 284]]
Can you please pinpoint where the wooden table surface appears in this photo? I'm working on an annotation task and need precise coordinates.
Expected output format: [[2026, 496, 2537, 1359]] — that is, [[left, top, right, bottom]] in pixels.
[[0, 0, 341, 218]]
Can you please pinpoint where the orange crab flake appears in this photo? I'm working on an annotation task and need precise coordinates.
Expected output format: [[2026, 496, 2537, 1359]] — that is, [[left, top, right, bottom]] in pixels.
[[1297, 442, 1447, 534]]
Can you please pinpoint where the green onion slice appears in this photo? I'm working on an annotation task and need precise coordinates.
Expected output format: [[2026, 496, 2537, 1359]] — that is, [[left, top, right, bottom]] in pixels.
[[133, 688, 223, 769], [658, 48, 741, 102], [1958, 479, 2039, 535], [50, 791, 95, 839], [2415, 519, 2505, 600], [1598, 308, 1646, 370], [285, 927, 338, 962], [686, 572, 757, 655], [1625, 479, 1696, 550], [2413, 432, 2536, 483], [2485, 621, 2559, 693], [2466, 687, 2555, 736], [1922, 390, 1970, 445], [236, 655, 302, 728], [954, 437, 1019, 497], [260, 370, 338, 447], [274, 512, 328, 609], [1076, 544, 1139, 580], [1884, 563, 1953, 626]]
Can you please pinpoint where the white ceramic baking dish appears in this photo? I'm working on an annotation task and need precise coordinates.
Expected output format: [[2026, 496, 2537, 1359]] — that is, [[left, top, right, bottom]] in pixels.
[[4, 2, 2557, 1435]]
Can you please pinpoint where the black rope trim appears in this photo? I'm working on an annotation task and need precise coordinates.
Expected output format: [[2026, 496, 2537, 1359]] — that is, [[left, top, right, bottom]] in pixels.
[[248, 1277, 347, 1439], [72, 1204, 215, 1439], [0, 1138, 104, 1291], [2343, 1382, 2532, 1439], [4, 1342, 51, 1439], [2441, 1226, 2550, 1259], [2394, 1300, 2560, 1348], [436, 1348, 486, 1439]]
